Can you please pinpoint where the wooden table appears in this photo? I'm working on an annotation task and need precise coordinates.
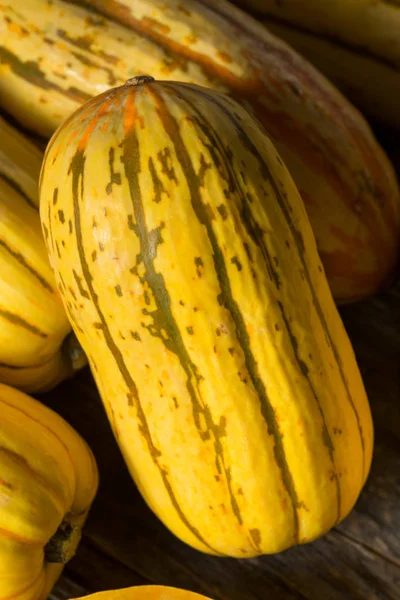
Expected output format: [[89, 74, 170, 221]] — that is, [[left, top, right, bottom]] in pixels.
[[48, 126, 400, 600]]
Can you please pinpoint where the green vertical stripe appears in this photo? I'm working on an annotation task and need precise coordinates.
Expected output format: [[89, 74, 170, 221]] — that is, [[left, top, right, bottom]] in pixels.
[[192, 84, 366, 481], [0, 307, 48, 338], [0, 172, 37, 210], [278, 301, 341, 523], [180, 96, 281, 289], [122, 112, 244, 537], [69, 147, 221, 555], [0, 239, 54, 293], [0, 46, 91, 103], [151, 84, 300, 544]]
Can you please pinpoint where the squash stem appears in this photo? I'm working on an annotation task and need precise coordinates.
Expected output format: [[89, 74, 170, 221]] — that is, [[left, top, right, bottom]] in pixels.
[[62, 331, 88, 373], [44, 517, 82, 564]]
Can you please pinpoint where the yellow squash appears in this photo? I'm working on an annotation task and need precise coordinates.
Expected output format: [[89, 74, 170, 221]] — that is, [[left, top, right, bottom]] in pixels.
[[0, 115, 42, 208], [0, 116, 85, 393], [232, 0, 400, 128], [73, 587, 213, 600], [0, 383, 98, 600], [40, 77, 374, 557], [1, 0, 399, 303]]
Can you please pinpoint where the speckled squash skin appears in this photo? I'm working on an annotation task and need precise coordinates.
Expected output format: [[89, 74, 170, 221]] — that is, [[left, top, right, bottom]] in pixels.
[[0, 383, 98, 600], [39, 77, 373, 557], [1, 0, 399, 302]]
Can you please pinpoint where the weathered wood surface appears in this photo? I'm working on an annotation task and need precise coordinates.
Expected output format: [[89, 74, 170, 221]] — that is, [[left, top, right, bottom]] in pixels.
[[45, 275, 400, 599]]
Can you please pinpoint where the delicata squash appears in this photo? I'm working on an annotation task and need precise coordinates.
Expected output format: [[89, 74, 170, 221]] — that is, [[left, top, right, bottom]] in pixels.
[[39, 76, 373, 557], [72, 587, 213, 600], [1, 0, 399, 302], [0, 383, 98, 600], [0, 116, 85, 393]]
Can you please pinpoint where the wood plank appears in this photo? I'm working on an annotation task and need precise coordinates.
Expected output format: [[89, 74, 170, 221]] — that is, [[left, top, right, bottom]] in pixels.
[[43, 281, 400, 599], [50, 574, 88, 600], [53, 540, 150, 595]]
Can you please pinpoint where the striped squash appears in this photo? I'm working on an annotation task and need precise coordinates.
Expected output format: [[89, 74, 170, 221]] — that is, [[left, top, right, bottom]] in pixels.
[[39, 77, 373, 557], [72, 587, 213, 600], [1, 0, 399, 303], [0, 116, 84, 393], [0, 383, 98, 600], [231, 0, 400, 129]]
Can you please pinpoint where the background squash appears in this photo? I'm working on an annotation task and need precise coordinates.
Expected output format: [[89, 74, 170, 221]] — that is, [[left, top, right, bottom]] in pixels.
[[0, 383, 98, 600], [72, 586, 213, 600], [40, 77, 373, 557], [1, 0, 399, 302], [230, 0, 400, 129], [0, 116, 85, 393]]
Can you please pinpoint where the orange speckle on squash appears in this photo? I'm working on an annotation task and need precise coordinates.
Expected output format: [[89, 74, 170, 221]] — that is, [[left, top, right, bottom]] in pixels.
[[216, 50, 233, 64], [113, 95, 122, 109], [78, 95, 115, 151], [7, 23, 28, 38], [184, 34, 197, 45], [68, 129, 79, 145], [123, 91, 137, 136], [141, 16, 170, 34]]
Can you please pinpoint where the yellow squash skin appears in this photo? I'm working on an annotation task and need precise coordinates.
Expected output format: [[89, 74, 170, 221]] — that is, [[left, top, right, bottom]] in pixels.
[[232, 0, 400, 128], [0, 383, 98, 600], [1, 0, 399, 303], [0, 116, 83, 393], [73, 587, 213, 600], [0, 115, 42, 208], [40, 77, 373, 557]]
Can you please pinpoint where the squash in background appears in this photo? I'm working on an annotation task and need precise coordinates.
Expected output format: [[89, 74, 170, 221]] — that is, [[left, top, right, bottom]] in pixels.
[[72, 587, 213, 600], [0, 115, 42, 208], [230, 0, 400, 129], [1, 0, 399, 302], [0, 116, 85, 393], [0, 383, 98, 600], [40, 77, 373, 557]]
